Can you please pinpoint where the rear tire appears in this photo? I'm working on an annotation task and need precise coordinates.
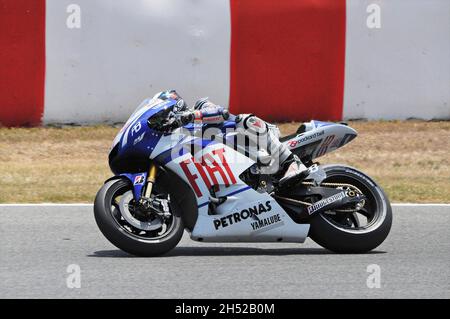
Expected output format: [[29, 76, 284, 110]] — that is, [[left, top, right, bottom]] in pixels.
[[308, 165, 392, 253], [94, 178, 184, 257]]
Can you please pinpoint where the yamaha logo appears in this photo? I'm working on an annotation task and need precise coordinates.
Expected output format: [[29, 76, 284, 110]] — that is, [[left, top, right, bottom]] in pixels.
[[213, 201, 272, 230]]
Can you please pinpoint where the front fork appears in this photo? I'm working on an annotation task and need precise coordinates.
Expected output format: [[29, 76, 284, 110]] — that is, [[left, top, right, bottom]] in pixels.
[[142, 163, 158, 200], [140, 163, 158, 204], [139, 163, 171, 219], [119, 162, 158, 203]]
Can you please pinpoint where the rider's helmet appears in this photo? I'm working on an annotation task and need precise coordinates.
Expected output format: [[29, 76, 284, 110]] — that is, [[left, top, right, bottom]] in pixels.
[[158, 89, 188, 113]]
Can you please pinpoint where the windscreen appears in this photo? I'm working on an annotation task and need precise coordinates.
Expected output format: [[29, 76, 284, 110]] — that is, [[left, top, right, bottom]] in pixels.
[[111, 93, 173, 149]]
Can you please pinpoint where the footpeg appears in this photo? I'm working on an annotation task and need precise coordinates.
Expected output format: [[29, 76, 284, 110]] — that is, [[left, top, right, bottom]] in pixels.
[[209, 196, 227, 205]]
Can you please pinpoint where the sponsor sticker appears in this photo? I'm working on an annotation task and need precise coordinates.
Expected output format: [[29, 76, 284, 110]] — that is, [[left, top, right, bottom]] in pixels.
[[133, 132, 145, 145], [345, 169, 375, 187], [289, 130, 325, 149], [134, 174, 146, 185], [180, 147, 237, 198], [250, 213, 284, 233], [307, 191, 346, 215], [213, 200, 272, 230]]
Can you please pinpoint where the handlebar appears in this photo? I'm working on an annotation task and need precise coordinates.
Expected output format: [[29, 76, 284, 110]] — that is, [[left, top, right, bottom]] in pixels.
[[147, 111, 193, 132], [148, 108, 229, 132]]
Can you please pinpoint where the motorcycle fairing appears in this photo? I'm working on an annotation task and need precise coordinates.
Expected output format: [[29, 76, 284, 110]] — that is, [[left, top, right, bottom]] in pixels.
[[112, 98, 176, 151], [120, 172, 148, 201], [161, 140, 310, 243], [283, 121, 357, 160]]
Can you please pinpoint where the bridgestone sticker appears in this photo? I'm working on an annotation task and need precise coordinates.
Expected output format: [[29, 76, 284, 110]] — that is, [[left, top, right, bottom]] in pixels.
[[307, 192, 346, 215], [345, 169, 375, 187]]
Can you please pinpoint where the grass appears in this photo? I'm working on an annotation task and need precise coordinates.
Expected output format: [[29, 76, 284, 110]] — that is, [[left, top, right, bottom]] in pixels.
[[0, 121, 449, 203]]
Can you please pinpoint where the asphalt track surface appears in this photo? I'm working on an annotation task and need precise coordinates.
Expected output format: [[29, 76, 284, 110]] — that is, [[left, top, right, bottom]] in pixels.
[[1, 205, 449, 299]]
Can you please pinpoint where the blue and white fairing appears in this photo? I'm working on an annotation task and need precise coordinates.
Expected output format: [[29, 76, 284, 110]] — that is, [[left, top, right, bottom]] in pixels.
[[108, 96, 310, 243], [108, 95, 175, 199], [111, 94, 173, 153], [283, 120, 358, 160]]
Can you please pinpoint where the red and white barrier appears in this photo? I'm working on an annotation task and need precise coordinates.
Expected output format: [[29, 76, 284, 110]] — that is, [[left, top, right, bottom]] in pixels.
[[0, 0, 45, 126], [0, 0, 449, 126]]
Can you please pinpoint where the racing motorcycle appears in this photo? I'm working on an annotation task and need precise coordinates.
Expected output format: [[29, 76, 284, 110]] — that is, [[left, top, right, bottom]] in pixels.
[[94, 94, 392, 256]]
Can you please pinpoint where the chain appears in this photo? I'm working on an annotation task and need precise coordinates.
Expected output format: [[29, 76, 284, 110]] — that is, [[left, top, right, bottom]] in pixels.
[[272, 195, 313, 206], [300, 181, 364, 195]]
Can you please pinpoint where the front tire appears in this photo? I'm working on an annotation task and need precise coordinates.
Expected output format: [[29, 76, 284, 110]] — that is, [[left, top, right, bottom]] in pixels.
[[308, 165, 392, 253], [94, 178, 184, 256]]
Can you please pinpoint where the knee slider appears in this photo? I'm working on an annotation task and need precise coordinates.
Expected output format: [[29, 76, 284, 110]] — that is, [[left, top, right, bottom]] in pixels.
[[237, 114, 268, 135]]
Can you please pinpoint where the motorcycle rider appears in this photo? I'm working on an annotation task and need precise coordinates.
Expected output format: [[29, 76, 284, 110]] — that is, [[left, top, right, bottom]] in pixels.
[[157, 89, 310, 186]]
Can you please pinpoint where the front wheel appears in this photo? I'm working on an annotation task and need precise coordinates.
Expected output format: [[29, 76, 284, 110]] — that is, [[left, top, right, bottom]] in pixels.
[[94, 178, 184, 256], [308, 165, 392, 253]]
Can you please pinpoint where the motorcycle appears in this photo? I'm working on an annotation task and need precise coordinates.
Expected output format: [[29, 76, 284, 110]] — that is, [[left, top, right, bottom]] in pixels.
[[94, 93, 392, 256]]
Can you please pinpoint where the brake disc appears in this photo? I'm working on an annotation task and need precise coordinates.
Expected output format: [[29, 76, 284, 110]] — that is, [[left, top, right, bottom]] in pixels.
[[119, 191, 162, 231]]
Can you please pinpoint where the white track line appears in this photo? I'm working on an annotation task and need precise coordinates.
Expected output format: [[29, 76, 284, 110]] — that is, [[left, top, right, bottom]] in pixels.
[[0, 203, 92, 207], [0, 203, 449, 207], [392, 203, 450, 207]]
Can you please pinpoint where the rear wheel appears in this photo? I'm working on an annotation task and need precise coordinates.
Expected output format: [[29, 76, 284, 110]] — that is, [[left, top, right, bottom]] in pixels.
[[308, 165, 392, 253], [94, 178, 184, 256]]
